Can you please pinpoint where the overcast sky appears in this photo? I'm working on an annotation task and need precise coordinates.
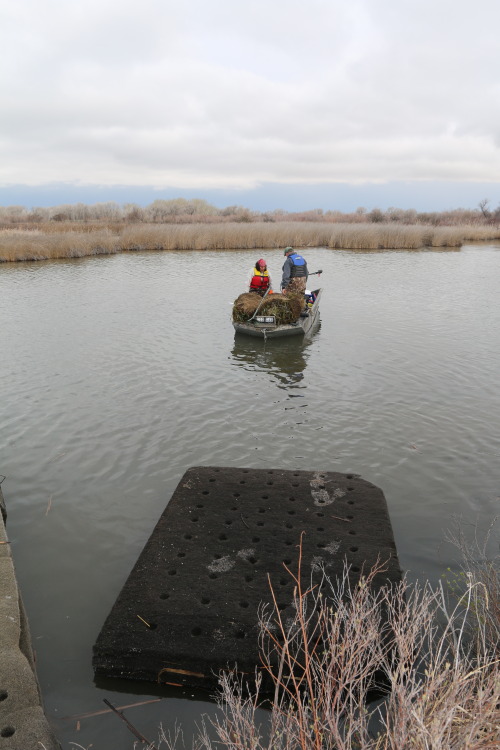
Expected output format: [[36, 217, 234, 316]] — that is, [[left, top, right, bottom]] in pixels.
[[2, 0, 500, 211]]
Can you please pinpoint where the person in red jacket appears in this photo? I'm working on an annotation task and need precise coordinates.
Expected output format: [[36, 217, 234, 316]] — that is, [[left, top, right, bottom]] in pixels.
[[247, 259, 272, 296]]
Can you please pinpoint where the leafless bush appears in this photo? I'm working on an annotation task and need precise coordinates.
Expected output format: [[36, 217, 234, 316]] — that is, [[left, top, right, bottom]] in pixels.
[[156, 534, 499, 750]]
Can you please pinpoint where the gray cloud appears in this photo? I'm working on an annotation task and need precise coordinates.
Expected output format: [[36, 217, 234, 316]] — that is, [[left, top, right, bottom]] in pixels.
[[2, 0, 500, 191]]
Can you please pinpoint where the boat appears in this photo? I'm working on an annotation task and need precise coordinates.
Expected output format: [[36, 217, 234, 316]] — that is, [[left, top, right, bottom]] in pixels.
[[233, 288, 322, 338]]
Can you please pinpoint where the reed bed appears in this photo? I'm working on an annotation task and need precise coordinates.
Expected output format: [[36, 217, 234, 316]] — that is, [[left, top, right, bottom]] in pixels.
[[1, 222, 500, 262]]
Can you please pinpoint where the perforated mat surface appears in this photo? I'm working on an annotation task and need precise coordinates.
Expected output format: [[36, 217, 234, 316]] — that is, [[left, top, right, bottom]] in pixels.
[[93, 467, 401, 689]]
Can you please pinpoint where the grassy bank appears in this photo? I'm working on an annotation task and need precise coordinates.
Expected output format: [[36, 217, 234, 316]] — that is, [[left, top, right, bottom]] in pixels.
[[1, 222, 500, 262]]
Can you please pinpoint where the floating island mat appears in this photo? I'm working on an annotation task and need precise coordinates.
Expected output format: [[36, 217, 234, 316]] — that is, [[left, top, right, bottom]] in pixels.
[[93, 466, 401, 690]]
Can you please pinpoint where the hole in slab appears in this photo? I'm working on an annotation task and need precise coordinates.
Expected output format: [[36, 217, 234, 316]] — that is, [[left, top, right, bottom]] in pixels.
[[347, 500, 355, 505], [317, 527, 324, 532], [317, 542, 326, 549], [347, 487, 354, 491], [257, 521, 264, 527], [283, 558, 292, 565], [233, 492, 240, 497], [252, 536, 260, 543], [214, 553, 222, 559], [148, 623, 158, 630], [224, 519, 232, 525], [288, 510, 295, 515], [267, 471, 274, 475], [235, 630, 246, 639], [258, 508, 266, 513], [168, 569, 177, 575], [266, 481, 274, 485], [191, 516, 199, 522], [292, 483, 299, 487], [219, 533, 227, 540], [184, 534, 192, 540], [201, 597, 210, 605], [177, 552, 186, 558], [159, 593, 170, 600], [261, 495, 269, 500], [209, 573, 218, 579], [293, 472, 300, 476], [316, 512, 324, 517], [1, 726, 15, 738], [245, 575, 253, 582], [278, 602, 288, 611], [248, 556, 257, 565], [350, 547, 359, 553], [289, 496, 296, 502], [240, 600, 249, 608], [280, 578, 288, 586], [202, 491, 209, 495], [346, 515, 354, 520], [348, 530, 356, 535], [351, 566, 361, 573], [231, 506, 238, 511], [285, 540, 293, 546], [0, 692, 8, 702], [346, 474, 354, 479], [285, 522, 293, 529], [239, 480, 246, 484], [196, 504, 204, 509], [192, 627, 202, 636]]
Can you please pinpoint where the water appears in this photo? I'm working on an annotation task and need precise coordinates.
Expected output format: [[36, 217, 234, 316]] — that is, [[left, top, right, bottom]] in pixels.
[[1, 244, 499, 748]]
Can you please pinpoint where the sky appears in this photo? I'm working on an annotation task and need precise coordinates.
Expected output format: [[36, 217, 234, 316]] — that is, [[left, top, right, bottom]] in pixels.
[[1, 0, 500, 213]]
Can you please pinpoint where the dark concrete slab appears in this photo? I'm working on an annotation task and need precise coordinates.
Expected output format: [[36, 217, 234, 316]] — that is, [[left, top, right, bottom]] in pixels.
[[93, 467, 401, 690]]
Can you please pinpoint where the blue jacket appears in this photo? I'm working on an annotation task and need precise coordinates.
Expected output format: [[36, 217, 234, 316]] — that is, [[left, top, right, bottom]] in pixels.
[[281, 253, 308, 288]]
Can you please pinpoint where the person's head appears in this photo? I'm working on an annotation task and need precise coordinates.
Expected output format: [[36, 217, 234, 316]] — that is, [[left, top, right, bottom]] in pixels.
[[256, 258, 267, 271], [283, 246, 294, 256]]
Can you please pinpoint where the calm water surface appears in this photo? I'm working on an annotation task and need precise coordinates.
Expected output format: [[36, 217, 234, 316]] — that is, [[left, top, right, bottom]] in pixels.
[[1, 245, 499, 748]]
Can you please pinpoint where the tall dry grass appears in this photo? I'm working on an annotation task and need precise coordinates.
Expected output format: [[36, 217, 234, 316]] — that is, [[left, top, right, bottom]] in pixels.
[[1, 222, 500, 262], [154, 532, 499, 750]]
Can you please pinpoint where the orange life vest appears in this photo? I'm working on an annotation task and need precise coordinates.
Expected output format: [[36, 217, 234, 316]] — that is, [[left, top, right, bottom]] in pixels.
[[249, 268, 270, 291]]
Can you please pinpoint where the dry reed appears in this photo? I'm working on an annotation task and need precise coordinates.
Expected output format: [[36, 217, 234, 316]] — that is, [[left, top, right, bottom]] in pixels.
[[232, 292, 303, 325], [156, 532, 499, 750], [2, 222, 500, 262]]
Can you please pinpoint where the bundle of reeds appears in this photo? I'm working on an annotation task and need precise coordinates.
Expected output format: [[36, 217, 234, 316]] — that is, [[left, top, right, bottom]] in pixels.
[[232, 292, 262, 322], [232, 292, 304, 325]]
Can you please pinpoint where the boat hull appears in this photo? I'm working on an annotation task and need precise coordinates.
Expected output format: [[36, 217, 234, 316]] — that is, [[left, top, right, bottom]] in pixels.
[[233, 289, 322, 338]]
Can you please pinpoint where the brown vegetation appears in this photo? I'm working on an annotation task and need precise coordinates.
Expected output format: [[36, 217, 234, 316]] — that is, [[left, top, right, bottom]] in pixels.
[[1, 221, 500, 263], [232, 292, 304, 325], [158, 530, 499, 750], [1, 197, 500, 262]]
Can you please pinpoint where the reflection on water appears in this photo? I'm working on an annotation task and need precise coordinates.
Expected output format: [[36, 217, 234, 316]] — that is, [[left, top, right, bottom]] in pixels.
[[231, 332, 316, 389], [1, 245, 500, 749]]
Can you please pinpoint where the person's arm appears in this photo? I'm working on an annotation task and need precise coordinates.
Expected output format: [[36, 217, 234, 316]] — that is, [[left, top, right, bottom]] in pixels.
[[281, 259, 291, 289]]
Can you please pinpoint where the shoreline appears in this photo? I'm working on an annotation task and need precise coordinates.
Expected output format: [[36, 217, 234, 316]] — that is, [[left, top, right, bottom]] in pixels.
[[1, 221, 500, 263]]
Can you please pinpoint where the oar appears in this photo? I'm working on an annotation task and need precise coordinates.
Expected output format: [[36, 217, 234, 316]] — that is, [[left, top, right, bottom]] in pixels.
[[248, 286, 272, 322]]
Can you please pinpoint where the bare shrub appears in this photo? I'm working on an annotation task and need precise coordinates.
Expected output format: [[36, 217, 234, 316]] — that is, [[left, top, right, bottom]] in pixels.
[[157, 534, 499, 750]]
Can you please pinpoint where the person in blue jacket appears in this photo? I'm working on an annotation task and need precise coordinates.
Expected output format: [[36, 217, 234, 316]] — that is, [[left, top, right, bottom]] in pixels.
[[281, 247, 308, 294]]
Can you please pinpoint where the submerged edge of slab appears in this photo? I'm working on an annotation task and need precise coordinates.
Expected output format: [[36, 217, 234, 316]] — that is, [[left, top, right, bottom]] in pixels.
[[93, 467, 401, 689]]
